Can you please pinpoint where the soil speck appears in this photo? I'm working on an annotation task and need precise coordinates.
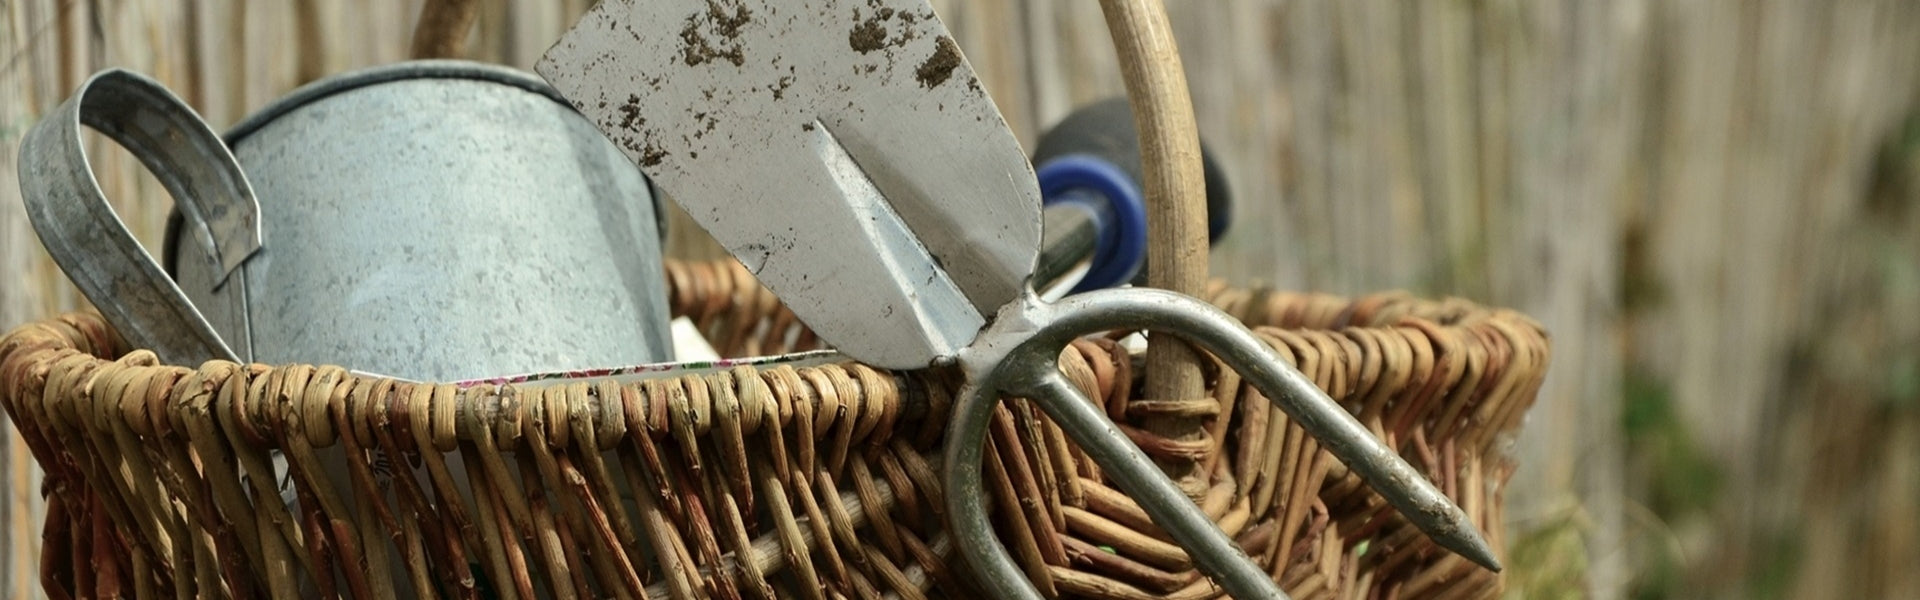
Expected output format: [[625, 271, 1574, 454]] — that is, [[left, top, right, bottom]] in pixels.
[[915, 36, 962, 88], [679, 2, 750, 67], [850, 5, 917, 54], [641, 146, 668, 166], [618, 94, 645, 130], [849, 14, 888, 53], [708, 1, 751, 38]]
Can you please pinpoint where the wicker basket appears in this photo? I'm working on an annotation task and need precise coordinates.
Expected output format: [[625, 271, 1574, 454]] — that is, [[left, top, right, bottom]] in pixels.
[[0, 258, 1548, 600]]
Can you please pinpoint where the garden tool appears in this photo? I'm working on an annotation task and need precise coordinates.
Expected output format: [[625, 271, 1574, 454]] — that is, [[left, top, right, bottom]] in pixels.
[[1034, 96, 1234, 292], [536, 1, 1501, 598], [19, 62, 675, 382], [1032, 96, 1234, 292]]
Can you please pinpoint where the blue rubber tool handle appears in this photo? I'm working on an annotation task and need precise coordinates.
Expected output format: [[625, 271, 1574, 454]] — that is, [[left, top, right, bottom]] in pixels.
[[1038, 156, 1148, 292], [1033, 97, 1233, 290]]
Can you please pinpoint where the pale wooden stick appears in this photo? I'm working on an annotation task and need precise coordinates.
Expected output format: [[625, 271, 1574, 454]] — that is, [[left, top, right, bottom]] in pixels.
[[294, 0, 328, 83], [410, 0, 479, 59], [1096, 0, 1211, 497]]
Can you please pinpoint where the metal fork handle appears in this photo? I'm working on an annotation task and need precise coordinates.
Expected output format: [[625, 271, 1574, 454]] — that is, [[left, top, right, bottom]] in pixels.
[[1042, 288, 1499, 572], [943, 288, 1500, 599], [947, 353, 1291, 600]]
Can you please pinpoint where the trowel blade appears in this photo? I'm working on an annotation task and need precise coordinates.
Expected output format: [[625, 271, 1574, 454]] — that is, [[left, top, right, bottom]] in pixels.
[[538, 0, 1042, 369]]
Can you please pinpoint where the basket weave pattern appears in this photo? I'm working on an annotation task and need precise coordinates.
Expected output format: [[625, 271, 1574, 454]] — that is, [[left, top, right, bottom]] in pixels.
[[1, 258, 1547, 600]]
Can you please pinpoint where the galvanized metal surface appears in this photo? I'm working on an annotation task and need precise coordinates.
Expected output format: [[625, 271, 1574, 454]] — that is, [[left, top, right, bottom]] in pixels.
[[944, 289, 1501, 600], [537, 0, 1043, 370], [25, 61, 675, 382]]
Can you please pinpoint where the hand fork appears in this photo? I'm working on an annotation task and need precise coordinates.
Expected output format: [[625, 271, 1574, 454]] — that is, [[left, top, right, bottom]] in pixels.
[[536, 2, 1500, 597]]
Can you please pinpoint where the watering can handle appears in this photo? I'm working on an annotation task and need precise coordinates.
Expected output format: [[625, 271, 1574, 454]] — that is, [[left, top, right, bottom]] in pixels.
[[18, 68, 262, 365]]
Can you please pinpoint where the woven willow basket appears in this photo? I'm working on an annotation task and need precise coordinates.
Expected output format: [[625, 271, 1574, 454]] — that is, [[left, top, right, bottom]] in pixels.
[[0, 258, 1548, 600]]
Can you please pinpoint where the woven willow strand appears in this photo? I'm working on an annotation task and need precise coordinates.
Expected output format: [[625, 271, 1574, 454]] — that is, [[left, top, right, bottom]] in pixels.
[[0, 258, 1548, 600]]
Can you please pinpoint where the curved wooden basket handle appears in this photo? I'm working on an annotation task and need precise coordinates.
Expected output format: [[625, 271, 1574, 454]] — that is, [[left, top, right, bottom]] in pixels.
[[411, 0, 481, 59], [1097, 0, 1213, 496]]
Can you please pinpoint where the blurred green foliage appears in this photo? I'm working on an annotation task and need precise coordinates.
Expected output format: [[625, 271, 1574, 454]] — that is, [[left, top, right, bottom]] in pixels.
[[1620, 371, 1724, 599], [1506, 508, 1591, 600], [1621, 373, 1721, 518]]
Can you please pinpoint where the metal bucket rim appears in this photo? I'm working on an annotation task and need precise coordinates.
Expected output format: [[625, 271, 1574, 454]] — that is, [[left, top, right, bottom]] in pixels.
[[162, 59, 653, 277], [223, 59, 577, 145]]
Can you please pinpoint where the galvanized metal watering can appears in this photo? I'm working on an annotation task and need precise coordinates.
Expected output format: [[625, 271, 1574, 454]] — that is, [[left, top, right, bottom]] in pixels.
[[19, 61, 675, 381]]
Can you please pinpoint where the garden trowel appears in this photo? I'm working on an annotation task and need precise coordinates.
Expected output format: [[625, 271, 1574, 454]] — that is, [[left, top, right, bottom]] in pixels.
[[537, 1, 1500, 598]]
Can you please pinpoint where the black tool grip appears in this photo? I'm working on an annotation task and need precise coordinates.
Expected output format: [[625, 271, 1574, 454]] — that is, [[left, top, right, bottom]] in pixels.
[[1032, 96, 1233, 243]]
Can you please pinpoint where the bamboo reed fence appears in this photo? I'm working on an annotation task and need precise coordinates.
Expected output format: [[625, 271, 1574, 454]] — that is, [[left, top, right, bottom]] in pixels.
[[5, 1, 1919, 598]]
